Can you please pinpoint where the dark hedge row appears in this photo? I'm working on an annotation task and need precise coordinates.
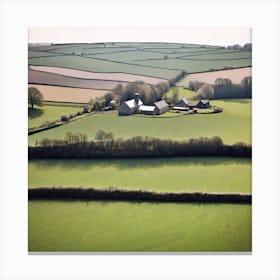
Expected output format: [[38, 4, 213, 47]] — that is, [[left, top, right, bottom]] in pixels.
[[28, 187, 252, 204], [29, 136, 251, 159]]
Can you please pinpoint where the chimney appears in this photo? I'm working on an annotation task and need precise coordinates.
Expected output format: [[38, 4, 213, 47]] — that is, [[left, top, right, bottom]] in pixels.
[[134, 93, 140, 104]]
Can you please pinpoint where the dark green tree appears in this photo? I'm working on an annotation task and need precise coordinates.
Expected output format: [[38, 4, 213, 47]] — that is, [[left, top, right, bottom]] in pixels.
[[28, 87, 43, 109]]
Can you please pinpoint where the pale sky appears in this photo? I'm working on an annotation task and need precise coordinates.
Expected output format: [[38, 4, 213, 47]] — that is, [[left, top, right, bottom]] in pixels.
[[28, 28, 251, 46]]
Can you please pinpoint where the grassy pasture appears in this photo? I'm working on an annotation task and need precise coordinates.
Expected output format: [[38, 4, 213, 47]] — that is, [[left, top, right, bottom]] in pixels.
[[28, 84, 109, 103], [134, 58, 252, 73], [28, 51, 64, 58], [28, 201, 251, 252], [28, 104, 82, 129], [29, 65, 167, 84], [28, 99, 251, 146], [28, 55, 181, 79], [28, 157, 251, 193]]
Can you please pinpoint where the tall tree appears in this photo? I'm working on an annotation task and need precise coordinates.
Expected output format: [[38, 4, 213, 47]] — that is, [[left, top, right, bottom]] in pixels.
[[28, 87, 43, 109]]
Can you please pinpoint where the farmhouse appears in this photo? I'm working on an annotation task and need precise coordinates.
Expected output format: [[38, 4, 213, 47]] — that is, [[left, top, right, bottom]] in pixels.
[[154, 100, 169, 115], [118, 93, 143, 115], [173, 97, 190, 111], [196, 99, 210, 108]]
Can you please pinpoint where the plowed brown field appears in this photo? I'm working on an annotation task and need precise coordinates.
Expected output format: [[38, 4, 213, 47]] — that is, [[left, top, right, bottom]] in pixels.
[[177, 67, 252, 87], [28, 84, 109, 103], [28, 70, 127, 90]]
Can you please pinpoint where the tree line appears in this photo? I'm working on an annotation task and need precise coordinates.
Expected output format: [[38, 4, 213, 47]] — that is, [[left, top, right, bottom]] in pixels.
[[189, 76, 252, 100], [29, 187, 252, 204], [29, 131, 251, 159]]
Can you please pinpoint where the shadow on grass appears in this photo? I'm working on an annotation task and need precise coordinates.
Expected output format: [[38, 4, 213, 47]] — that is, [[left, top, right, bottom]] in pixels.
[[29, 157, 251, 171], [28, 107, 44, 119]]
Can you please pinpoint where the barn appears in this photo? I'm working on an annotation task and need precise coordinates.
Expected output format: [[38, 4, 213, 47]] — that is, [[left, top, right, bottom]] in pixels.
[[139, 105, 156, 115], [174, 97, 190, 111], [118, 93, 143, 115], [154, 100, 169, 115], [196, 99, 210, 108]]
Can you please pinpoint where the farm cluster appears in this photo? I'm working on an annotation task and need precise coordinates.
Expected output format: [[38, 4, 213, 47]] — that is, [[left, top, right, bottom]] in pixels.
[[28, 41, 252, 252], [118, 93, 210, 116]]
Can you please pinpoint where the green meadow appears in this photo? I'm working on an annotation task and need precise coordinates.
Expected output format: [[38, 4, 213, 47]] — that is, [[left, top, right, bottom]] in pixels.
[[28, 157, 251, 193], [28, 104, 82, 129], [28, 201, 251, 252], [28, 99, 251, 146]]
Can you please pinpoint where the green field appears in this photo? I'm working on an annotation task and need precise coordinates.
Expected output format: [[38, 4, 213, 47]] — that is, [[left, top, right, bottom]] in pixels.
[[29, 201, 251, 252], [134, 57, 251, 73], [28, 55, 181, 79], [28, 104, 83, 129], [28, 157, 251, 193], [28, 43, 252, 80], [28, 99, 251, 145]]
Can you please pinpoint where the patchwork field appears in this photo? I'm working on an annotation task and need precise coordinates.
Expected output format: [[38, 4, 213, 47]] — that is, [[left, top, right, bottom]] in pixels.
[[29, 201, 251, 252], [28, 69, 125, 90], [28, 84, 108, 103], [28, 43, 252, 81], [28, 42, 252, 253], [29, 157, 251, 193], [28, 55, 181, 79], [177, 67, 252, 88], [28, 104, 82, 129], [29, 65, 168, 84], [28, 99, 251, 146]]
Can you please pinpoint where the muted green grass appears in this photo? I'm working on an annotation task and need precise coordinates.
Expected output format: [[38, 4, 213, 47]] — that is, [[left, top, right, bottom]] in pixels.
[[28, 201, 251, 252], [28, 55, 181, 79], [28, 157, 251, 193], [134, 58, 251, 73], [28, 105, 83, 129], [28, 99, 251, 145], [166, 87, 197, 101]]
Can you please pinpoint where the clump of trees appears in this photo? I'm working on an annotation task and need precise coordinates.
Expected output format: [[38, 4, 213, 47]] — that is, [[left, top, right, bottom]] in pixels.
[[227, 43, 252, 50], [28, 87, 44, 109], [30, 131, 251, 159], [112, 81, 170, 105], [190, 76, 252, 100]]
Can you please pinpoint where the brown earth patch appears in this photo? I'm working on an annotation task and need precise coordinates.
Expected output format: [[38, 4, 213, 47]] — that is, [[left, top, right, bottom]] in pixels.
[[29, 69, 127, 90], [28, 84, 109, 103], [178, 67, 252, 87]]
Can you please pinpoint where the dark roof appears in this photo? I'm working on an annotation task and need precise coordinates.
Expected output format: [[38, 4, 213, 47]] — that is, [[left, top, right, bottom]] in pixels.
[[154, 100, 168, 109], [181, 97, 189, 105]]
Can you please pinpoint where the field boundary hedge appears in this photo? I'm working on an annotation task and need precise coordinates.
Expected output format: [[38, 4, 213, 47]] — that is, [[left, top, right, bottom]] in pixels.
[[28, 187, 252, 204]]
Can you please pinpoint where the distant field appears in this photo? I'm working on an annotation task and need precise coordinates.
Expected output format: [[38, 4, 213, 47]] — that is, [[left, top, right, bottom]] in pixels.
[[28, 99, 251, 146], [28, 51, 64, 58], [177, 67, 252, 88], [28, 104, 82, 129], [28, 84, 109, 103], [28, 55, 181, 79], [29, 157, 251, 193], [134, 58, 251, 73], [29, 65, 168, 84], [29, 201, 251, 251], [28, 43, 252, 80], [28, 69, 125, 90]]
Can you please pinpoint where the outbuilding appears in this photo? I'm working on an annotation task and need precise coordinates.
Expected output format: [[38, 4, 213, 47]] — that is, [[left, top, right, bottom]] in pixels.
[[139, 105, 156, 115], [154, 100, 169, 115], [196, 99, 210, 108], [175, 97, 189, 109]]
